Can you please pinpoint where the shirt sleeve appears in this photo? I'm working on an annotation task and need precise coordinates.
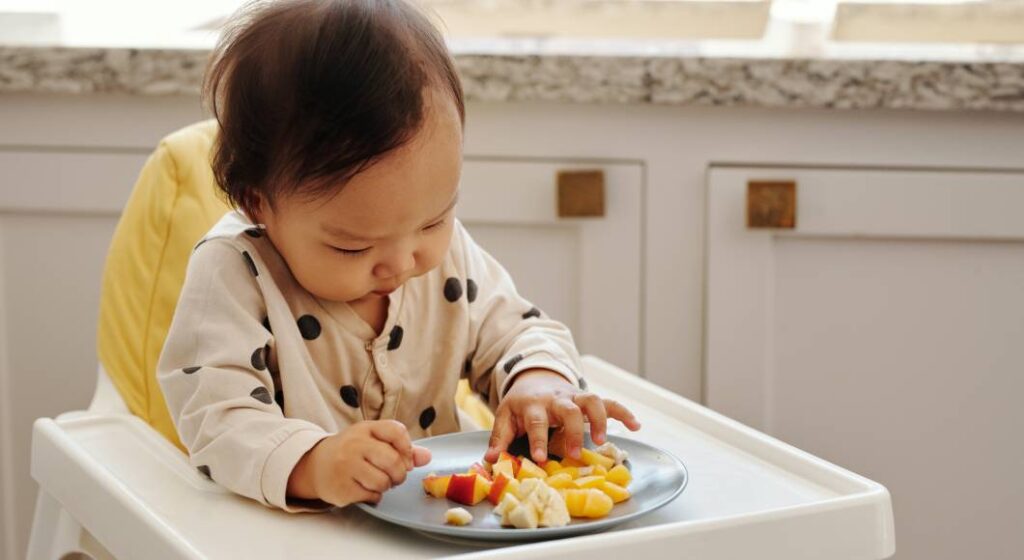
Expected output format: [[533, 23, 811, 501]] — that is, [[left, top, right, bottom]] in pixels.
[[455, 221, 583, 409], [157, 239, 330, 513]]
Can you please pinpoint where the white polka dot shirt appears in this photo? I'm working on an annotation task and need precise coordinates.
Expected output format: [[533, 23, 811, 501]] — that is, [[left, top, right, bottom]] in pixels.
[[157, 211, 582, 511]]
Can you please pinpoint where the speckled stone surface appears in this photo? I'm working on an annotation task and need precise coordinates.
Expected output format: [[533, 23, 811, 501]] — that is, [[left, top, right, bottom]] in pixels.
[[2, 44, 1024, 112]]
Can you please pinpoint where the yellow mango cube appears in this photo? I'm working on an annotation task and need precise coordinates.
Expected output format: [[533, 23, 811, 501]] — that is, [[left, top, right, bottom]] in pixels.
[[592, 464, 608, 477], [545, 472, 578, 490], [580, 448, 616, 470], [606, 464, 632, 487], [551, 466, 580, 479], [542, 460, 563, 476], [599, 480, 631, 503], [560, 456, 586, 468], [563, 488, 614, 518], [574, 475, 606, 489], [516, 457, 547, 480]]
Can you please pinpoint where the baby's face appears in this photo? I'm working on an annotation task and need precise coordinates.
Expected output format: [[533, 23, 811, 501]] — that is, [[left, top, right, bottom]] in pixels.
[[256, 91, 463, 304]]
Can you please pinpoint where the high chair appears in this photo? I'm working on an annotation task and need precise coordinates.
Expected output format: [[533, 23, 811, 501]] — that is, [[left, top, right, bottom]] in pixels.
[[26, 120, 894, 560], [26, 119, 494, 560]]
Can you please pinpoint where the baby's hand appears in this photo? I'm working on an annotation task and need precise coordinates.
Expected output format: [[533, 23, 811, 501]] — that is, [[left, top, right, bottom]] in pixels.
[[287, 420, 431, 507], [483, 369, 641, 465]]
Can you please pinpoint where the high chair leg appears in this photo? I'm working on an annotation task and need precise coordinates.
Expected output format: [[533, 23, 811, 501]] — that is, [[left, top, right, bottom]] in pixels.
[[27, 490, 114, 560]]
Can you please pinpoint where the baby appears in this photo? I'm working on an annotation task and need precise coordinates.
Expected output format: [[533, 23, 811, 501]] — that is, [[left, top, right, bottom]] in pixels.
[[158, 0, 640, 512]]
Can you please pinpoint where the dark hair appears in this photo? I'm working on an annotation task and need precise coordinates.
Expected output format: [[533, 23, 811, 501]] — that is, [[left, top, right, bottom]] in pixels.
[[203, 0, 465, 216]]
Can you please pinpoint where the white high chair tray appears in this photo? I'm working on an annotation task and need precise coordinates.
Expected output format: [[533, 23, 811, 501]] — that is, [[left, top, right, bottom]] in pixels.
[[31, 357, 894, 559]]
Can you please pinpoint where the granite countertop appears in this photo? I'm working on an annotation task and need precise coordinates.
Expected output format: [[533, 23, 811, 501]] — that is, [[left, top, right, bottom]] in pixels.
[[2, 36, 1024, 112]]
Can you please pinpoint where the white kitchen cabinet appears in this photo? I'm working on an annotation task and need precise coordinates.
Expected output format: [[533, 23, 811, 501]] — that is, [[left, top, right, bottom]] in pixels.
[[705, 166, 1024, 560], [459, 158, 643, 374]]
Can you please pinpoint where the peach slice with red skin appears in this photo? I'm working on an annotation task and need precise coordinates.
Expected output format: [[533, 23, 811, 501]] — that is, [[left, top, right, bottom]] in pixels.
[[486, 472, 521, 505], [422, 473, 452, 499], [497, 451, 521, 476], [446, 473, 492, 506]]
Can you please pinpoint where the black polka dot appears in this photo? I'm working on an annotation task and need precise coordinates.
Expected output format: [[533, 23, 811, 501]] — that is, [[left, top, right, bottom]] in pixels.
[[275, 390, 285, 410], [387, 325, 404, 350], [578, 377, 589, 391], [250, 386, 273, 404], [261, 316, 272, 333], [419, 406, 437, 430], [242, 251, 259, 277], [443, 277, 463, 302], [297, 315, 321, 340], [503, 354, 524, 374], [251, 345, 268, 370], [197, 465, 212, 479], [244, 227, 264, 238], [466, 279, 478, 303], [182, 366, 201, 374], [340, 385, 360, 408], [522, 307, 541, 320]]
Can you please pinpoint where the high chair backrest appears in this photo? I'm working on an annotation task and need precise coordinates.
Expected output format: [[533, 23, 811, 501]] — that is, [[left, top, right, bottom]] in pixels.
[[98, 119, 230, 449], [98, 120, 492, 451]]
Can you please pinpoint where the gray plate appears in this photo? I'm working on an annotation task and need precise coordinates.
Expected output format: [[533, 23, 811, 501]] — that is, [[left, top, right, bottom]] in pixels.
[[356, 431, 688, 543]]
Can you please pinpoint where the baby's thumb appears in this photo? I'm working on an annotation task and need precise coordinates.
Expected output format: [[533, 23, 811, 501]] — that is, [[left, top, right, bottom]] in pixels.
[[412, 445, 431, 467]]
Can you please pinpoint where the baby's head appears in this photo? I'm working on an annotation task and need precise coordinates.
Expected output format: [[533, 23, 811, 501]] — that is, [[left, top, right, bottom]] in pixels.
[[204, 0, 464, 304]]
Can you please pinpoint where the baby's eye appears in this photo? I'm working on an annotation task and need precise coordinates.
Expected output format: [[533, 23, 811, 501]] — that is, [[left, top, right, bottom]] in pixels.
[[330, 245, 370, 256], [424, 219, 446, 230]]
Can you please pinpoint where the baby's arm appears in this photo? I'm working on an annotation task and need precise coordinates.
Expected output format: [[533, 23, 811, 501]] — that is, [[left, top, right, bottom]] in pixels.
[[453, 222, 640, 462], [157, 240, 425, 510]]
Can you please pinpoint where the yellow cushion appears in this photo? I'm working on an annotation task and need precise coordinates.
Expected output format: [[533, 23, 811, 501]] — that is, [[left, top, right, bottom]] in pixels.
[[97, 119, 492, 451]]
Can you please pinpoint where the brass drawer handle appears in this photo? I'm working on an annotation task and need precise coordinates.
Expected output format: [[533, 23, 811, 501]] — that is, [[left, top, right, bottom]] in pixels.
[[747, 180, 797, 229], [557, 169, 605, 218]]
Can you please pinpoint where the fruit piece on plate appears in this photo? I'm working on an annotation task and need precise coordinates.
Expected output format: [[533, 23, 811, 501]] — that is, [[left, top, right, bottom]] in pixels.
[[551, 466, 580, 479], [492, 458, 515, 480], [516, 457, 547, 480], [563, 488, 614, 519], [600, 480, 631, 504], [487, 472, 521, 505], [545, 472, 577, 490], [497, 478, 570, 528], [542, 459, 563, 476], [507, 499, 539, 529], [445, 507, 473, 526], [580, 448, 616, 470], [591, 464, 608, 477], [560, 456, 586, 468], [497, 451, 522, 477], [596, 442, 630, 466], [574, 475, 606, 489], [422, 473, 452, 499], [446, 473, 491, 506], [468, 462, 492, 481], [606, 464, 632, 487]]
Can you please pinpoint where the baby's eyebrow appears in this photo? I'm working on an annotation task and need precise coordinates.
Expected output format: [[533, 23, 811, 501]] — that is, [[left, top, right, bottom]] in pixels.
[[321, 191, 459, 242]]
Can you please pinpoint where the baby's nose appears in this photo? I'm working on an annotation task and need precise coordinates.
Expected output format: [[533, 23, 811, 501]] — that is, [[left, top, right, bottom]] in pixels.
[[374, 251, 416, 279]]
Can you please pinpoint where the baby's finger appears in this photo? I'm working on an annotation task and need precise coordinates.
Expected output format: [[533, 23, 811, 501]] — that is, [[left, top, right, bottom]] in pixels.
[[347, 480, 383, 505], [369, 419, 414, 467], [573, 392, 608, 445], [552, 397, 584, 460], [355, 464, 392, 494], [364, 443, 407, 486], [604, 398, 642, 431], [523, 405, 550, 463], [485, 406, 516, 463], [412, 445, 432, 467]]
